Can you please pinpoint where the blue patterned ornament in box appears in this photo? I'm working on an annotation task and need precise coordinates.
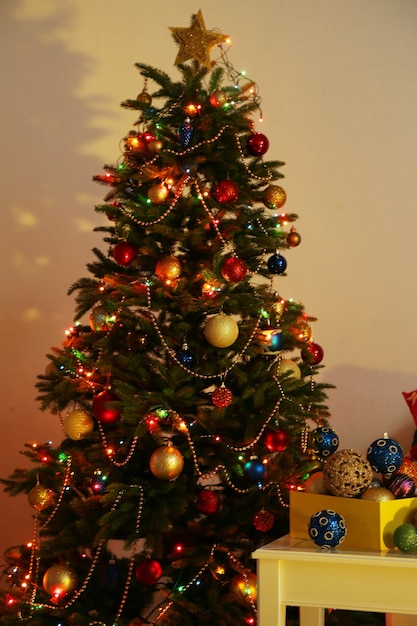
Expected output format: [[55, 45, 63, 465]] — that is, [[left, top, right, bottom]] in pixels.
[[312, 426, 339, 459], [367, 435, 403, 477], [308, 509, 347, 548]]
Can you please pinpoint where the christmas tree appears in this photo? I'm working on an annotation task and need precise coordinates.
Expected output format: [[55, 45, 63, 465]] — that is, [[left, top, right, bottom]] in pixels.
[[1, 11, 332, 626]]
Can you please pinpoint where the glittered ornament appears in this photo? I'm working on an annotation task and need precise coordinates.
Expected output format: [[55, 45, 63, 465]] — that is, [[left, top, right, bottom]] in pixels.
[[176, 343, 195, 367], [63, 409, 94, 440], [28, 484, 54, 511], [209, 89, 228, 107], [246, 132, 269, 156], [148, 183, 169, 204], [302, 342, 324, 365], [214, 179, 239, 204], [89, 305, 116, 332], [221, 256, 248, 282], [287, 227, 301, 247], [267, 252, 287, 274], [253, 509, 274, 532], [398, 457, 417, 484], [311, 426, 339, 459], [263, 429, 289, 452], [393, 523, 417, 553], [178, 118, 193, 146], [277, 359, 301, 380], [323, 449, 373, 497], [212, 384, 233, 407], [386, 473, 416, 498], [196, 489, 221, 514], [367, 436, 403, 477], [204, 314, 239, 348], [149, 445, 184, 480], [263, 185, 287, 210], [112, 241, 138, 266], [43, 563, 78, 597], [230, 572, 257, 605], [360, 487, 395, 502], [244, 458, 267, 482], [92, 390, 121, 424], [135, 559, 162, 585], [155, 255, 182, 281], [308, 510, 347, 548]]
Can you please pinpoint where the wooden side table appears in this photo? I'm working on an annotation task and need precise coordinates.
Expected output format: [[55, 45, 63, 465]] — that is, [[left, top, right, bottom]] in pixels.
[[252, 534, 417, 626]]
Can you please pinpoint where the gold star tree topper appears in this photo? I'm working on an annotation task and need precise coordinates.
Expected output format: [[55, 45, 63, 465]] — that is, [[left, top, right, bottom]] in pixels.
[[169, 10, 229, 69]]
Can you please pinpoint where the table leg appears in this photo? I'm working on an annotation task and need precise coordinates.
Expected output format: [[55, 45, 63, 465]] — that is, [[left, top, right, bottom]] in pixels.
[[256, 559, 286, 626], [388, 615, 417, 626], [299, 606, 325, 626]]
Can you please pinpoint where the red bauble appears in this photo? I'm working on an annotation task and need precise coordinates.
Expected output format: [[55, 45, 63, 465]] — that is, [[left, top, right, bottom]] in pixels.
[[221, 257, 248, 282], [212, 385, 233, 408], [253, 509, 274, 532], [301, 342, 324, 365], [135, 559, 162, 585], [196, 489, 221, 515], [214, 180, 239, 204], [246, 132, 270, 156], [92, 390, 121, 424], [112, 241, 138, 266], [264, 429, 289, 452]]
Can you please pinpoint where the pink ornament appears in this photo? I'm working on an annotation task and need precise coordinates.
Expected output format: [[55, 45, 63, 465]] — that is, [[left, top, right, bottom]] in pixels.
[[246, 132, 269, 156], [214, 180, 239, 204], [112, 241, 138, 266], [221, 257, 248, 282]]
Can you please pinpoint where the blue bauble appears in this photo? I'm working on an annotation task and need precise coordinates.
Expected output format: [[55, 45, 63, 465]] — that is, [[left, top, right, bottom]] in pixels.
[[367, 437, 403, 476], [308, 510, 347, 548], [267, 253, 287, 275], [312, 426, 339, 459], [176, 348, 195, 367], [244, 458, 267, 482]]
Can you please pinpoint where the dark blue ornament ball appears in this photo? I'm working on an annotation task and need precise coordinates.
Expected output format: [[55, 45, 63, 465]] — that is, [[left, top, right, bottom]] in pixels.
[[244, 458, 267, 482], [267, 253, 287, 275], [176, 348, 195, 367], [308, 509, 347, 548], [367, 437, 403, 476], [312, 426, 339, 459]]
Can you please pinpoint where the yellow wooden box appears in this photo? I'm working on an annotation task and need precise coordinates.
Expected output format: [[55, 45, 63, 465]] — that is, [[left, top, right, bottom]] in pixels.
[[289, 490, 417, 551]]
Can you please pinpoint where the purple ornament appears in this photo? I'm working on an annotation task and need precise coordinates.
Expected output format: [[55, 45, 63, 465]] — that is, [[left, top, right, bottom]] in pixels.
[[386, 473, 416, 498]]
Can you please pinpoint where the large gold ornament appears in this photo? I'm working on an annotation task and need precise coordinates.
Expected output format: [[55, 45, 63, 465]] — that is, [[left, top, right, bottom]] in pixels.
[[263, 185, 287, 210], [149, 445, 184, 480], [169, 10, 229, 69], [323, 449, 373, 497], [28, 484, 54, 511], [43, 563, 78, 597], [204, 314, 239, 348], [155, 255, 182, 281], [63, 409, 94, 440]]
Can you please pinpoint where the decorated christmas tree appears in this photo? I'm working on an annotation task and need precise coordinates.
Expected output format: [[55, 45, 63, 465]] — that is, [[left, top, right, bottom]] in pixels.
[[1, 12, 332, 626]]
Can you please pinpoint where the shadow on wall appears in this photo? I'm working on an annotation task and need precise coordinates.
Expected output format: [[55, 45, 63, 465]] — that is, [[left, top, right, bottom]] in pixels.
[[326, 365, 417, 456], [0, 4, 113, 553]]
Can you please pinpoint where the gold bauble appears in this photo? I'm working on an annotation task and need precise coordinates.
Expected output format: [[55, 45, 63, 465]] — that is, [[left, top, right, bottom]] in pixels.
[[204, 314, 239, 348], [28, 484, 54, 511], [277, 359, 301, 380], [360, 487, 395, 502], [63, 409, 94, 440], [148, 139, 164, 153], [43, 563, 78, 597], [263, 185, 287, 210], [155, 255, 182, 281], [148, 183, 169, 204], [149, 445, 184, 480], [304, 471, 328, 494], [136, 91, 152, 106], [209, 89, 228, 107], [230, 572, 257, 606], [323, 449, 373, 497]]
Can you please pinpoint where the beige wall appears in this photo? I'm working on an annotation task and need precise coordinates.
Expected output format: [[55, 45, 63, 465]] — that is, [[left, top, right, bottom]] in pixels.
[[2, 0, 417, 551]]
